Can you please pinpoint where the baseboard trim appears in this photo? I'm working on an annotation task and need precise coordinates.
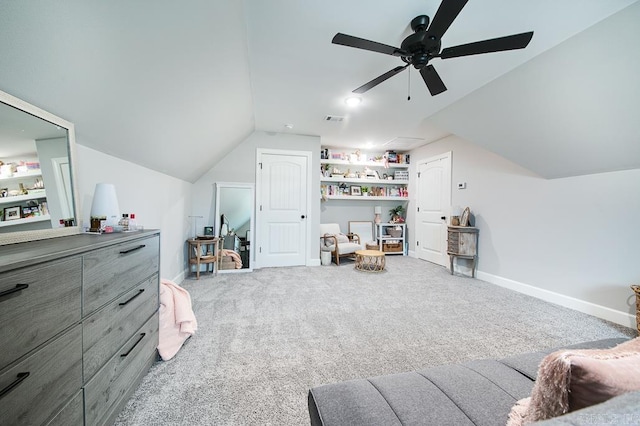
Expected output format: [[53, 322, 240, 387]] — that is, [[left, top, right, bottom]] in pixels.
[[476, 271, 636, 329], [174, 270, 187, 284]]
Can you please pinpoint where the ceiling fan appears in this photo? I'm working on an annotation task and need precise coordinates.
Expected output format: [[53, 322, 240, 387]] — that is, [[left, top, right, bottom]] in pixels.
[[332, 0, 533, 96]]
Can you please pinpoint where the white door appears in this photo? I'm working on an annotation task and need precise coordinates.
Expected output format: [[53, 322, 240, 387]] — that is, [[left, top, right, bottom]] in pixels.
[[256, 150, 309, 268], [416, 152, 451, 266]]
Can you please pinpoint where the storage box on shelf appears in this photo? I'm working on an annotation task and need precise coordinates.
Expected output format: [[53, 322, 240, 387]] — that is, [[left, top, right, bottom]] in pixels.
[[320, 149, 410, 201]]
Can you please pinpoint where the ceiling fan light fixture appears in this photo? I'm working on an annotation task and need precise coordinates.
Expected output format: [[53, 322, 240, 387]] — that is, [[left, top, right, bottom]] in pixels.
[[344, 96, 362, 107]]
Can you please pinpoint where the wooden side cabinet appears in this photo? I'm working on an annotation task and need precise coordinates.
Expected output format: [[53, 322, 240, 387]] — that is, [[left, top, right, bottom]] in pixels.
[[447, 226, 479, 277]]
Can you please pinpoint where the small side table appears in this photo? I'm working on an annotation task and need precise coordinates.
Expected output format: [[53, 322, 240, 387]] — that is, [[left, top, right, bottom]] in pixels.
[[354, 250, 386, 273], [187, 237, 220, 279], [447, 226, 478, 277]]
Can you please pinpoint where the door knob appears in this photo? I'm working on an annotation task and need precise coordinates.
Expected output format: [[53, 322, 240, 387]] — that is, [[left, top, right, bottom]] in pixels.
[[301, 215, 306, 219], [440, 216, 446, 220]]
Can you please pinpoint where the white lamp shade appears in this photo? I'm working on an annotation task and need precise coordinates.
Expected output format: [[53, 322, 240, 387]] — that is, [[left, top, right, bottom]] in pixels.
[[90, 183, 120, 226], [374, 206, 382, 214]]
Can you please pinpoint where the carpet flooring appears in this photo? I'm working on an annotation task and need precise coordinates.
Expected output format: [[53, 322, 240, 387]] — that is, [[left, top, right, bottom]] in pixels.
[[114, 256, 634, 425]]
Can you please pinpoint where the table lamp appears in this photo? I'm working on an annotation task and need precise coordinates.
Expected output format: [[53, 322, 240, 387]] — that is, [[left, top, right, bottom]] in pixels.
[[90, 183, 120, 229], [374, 206, 382, 224]]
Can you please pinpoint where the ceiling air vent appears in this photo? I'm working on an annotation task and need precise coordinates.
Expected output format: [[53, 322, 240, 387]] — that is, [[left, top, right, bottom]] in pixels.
[[324, 115, 345, 122]]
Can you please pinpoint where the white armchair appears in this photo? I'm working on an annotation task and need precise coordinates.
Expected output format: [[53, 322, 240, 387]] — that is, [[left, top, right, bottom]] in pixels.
[[320, 223, 363, 265]]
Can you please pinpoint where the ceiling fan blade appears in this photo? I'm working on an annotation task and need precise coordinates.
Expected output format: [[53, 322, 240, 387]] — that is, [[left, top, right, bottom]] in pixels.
[[353, 65, 410, 94], [332, 33, 407, 57], [427, 0, 469, 40], [420, 65, 447, 96], [440, 31, 533, 59]]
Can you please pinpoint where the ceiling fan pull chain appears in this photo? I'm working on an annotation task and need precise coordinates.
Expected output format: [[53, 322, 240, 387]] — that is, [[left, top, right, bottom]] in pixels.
[[407, 68, 411, 101]]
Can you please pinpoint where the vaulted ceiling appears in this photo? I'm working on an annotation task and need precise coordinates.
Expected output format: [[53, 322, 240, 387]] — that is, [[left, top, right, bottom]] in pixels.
[[0, 1, 638, 181]]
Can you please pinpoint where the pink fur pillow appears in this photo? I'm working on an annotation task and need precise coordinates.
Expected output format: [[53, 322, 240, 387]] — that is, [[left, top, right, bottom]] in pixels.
[[507, 338, 640, 426]]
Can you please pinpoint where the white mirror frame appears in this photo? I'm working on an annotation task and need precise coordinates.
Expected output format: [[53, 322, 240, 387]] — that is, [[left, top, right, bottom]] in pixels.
[[214, 182, 255, 273], [0, 89, 81, 245]]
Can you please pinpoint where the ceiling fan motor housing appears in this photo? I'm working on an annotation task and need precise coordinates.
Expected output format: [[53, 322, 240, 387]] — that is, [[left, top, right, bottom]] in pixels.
[[401, 18, 441, 69]]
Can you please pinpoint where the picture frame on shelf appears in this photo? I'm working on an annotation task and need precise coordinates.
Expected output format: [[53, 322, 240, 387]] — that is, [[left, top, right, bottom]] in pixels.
[[3, 206, 22, 221], [350, 185, 361, 196]]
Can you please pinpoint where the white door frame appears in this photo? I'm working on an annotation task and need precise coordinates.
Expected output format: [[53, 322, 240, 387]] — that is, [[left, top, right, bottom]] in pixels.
[[255, 148, 313, 268]]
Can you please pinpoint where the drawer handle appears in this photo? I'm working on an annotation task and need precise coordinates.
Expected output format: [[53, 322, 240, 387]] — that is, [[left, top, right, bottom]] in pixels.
[[119, 244, 146, 255], [119, 289, 145, 306], [121, 333, 146, 358], [0, 372, 30, 400], [0, 284, 29, 302]]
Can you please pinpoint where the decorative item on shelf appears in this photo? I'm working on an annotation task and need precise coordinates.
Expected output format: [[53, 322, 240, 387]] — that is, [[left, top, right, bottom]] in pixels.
[[451, 205, 462, 226], [374, 206, 382, 224], [388, 226, 403, 238], [460, 206, 471, 226], [364, 167, 379, 179], [350, 185, 361, 196], [389, 205, 405, 223], [204, 226, 214, 236], [394, 170, 409, 180], [0, 188, 7, 197], [361, 186, 369, 196], [3, 206, 21, 221], [90, 183, 121, 229]]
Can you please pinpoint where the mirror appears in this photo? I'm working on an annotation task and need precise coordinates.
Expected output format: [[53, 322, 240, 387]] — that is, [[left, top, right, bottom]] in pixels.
[[0, 89, 80, 245], [214, 182, 254, 273]]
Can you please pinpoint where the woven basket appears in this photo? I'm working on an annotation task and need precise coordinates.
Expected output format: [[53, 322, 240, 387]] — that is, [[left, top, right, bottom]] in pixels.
[[365, 243, 378, 250], [383, 242, 402, 252]]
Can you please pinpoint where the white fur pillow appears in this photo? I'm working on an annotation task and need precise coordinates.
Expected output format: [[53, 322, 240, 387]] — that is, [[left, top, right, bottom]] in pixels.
[[507, 337, 640, 426]]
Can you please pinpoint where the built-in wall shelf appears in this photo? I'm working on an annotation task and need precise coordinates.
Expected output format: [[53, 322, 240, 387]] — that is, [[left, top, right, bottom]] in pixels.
[[320, 159, 409, 168], [324, 195, 409, 201], [321, 177, 409, 185], [0, 214, 51, 228]]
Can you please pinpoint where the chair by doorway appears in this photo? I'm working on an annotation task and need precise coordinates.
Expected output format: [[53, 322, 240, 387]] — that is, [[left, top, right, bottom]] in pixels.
[[320, 223, 363, 265]]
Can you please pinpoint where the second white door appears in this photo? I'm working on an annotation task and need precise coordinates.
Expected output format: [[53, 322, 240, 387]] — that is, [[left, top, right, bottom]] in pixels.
[[416, 152, 451, 266]]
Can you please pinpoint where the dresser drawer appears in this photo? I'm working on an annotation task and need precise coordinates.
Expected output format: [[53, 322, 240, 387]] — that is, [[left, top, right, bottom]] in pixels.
[[84, 312, 159, 426], [0, 324, 82, 426], [83, 274, 159, 380], [83, 235, 159, 315], [46, 390, 84, 426], [0, 257, 82, 370]]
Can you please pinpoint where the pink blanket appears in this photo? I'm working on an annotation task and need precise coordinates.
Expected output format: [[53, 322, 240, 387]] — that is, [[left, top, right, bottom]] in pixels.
[[157, 279, 198, 360]]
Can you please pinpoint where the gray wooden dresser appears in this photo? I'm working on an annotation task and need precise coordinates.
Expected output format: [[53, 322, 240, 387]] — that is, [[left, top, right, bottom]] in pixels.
[[0, 230, 160, 425]]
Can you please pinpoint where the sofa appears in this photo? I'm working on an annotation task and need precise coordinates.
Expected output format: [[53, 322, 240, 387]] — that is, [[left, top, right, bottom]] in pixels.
[[308, 338, 640, 425]]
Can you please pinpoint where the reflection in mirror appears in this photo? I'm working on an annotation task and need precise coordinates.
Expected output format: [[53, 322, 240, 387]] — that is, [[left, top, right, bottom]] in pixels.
[[214, 182, 254, 273], [0, 89, 79, 245]]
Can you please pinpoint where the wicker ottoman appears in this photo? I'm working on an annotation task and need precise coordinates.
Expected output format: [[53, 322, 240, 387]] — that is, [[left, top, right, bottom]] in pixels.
[[354, 249, 385, 273]]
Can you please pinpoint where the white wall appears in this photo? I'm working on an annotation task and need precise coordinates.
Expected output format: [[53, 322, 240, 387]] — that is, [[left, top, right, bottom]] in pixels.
[[410, 135, 640, 327], [75, 145, 192, 282], [192, 131, 321, 265]]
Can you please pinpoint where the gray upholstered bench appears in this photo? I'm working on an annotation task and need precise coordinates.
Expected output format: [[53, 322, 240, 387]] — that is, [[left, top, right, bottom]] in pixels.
[[308, 338, 638, 426]]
